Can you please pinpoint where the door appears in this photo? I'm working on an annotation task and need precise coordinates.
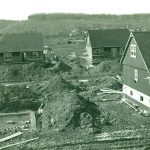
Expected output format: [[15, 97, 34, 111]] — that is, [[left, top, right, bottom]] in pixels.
[[111, 48, 118, 57]]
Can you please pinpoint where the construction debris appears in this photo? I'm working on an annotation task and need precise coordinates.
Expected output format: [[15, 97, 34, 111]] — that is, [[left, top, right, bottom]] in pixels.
[[0, 132, 23, 143], [0, 137, 39, 150], [98, 88, 122, 94]]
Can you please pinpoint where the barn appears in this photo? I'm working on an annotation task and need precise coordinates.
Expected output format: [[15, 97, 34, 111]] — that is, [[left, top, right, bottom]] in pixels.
[[85, 29, 130, 65], [121, 32, 150, 112], [0, 33, 44, 64]]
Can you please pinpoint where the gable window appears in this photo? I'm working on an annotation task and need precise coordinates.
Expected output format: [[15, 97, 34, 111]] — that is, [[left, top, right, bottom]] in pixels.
[[130, 44, 136, 58], [4, 52, 12, 61], [134, 69, 138, 82]]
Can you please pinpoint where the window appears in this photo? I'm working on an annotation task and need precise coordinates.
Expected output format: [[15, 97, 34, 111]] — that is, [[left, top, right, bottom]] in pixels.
[[130, 44, 136, 58], [4, 52, 12, 61], [140, 96, 144, 101], [92, 48, 104, 59], [134, 69, 138, 82], [27, 52, 43, 60], [130, 90, 133, 96]]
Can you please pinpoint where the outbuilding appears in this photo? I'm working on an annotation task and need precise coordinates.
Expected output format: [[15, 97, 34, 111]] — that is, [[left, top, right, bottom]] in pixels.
[[0, 33, 44, 64], [85, 29, 130, 65]]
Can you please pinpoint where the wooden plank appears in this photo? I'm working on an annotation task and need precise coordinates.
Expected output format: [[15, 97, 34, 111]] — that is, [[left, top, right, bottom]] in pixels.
[[122, 98, 138, 111], [0, 132, 23, 143], [0, 111, 29, 117], [0, 137, 39, 150], [30, 111, 36, 130]]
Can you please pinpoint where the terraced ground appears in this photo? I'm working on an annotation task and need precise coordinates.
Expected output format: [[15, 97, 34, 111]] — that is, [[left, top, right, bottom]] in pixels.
[[0, 128, 150, 150]]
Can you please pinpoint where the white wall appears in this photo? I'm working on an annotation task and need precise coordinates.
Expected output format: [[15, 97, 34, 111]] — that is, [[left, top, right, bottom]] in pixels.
[[123, 84, 150, 107]]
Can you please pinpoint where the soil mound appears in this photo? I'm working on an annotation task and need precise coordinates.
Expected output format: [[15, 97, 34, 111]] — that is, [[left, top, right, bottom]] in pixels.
[[42, 91, 101, 130], [88, 59, 122, 76], [32, 75, 79, 96], [0, 61, 71, 82]]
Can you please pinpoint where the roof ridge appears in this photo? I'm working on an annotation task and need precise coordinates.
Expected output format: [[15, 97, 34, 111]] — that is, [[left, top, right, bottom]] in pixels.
[[133, 31, 150, 34], [88, 29, 128, 31]]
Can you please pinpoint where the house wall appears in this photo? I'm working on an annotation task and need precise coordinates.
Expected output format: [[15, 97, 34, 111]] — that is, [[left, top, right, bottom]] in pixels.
[[122, 36, 150, 110], [0, 52, 22, 64], [25, 51, 44, 62], [123, 36, 150, 96], [0, 51, 44, 64], [123, 84, 150, 111], [123, 65, 150, 96], [123, 85, 150, 111]]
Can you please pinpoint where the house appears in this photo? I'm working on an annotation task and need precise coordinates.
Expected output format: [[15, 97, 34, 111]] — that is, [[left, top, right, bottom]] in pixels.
[[0, 33, 44, 64], [120, 32, 150, 112], [85, 29, 130, 65]]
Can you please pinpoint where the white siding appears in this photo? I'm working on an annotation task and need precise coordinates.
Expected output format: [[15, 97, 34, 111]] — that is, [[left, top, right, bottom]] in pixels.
[[123, 84, 150, 107]]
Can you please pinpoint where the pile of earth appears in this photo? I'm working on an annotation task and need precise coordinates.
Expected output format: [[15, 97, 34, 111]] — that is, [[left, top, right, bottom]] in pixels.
[[0, 75, 78, 113], [0, 61, 71, 82], [39, 75, 102, 131], [30, 75, 80, 96], [42, 91, 102, 131], [87, 59, 122, 77]]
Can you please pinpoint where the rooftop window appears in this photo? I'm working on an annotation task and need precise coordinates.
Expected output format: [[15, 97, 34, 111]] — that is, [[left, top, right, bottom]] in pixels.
[[130, 44, 136, 58]]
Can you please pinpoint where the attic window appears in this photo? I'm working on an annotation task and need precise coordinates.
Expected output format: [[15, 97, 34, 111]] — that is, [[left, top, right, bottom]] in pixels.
[[130, 44, 136, 58], [134, 69, 138, 82]]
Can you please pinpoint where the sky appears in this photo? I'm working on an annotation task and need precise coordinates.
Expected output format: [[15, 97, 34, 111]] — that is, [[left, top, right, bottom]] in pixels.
[[0, 0, 150, 20]]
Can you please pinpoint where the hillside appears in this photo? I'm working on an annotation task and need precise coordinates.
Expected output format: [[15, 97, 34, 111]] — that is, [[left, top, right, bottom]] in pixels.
[[1, 13, 150, 57], [1, 13, 150, 36]]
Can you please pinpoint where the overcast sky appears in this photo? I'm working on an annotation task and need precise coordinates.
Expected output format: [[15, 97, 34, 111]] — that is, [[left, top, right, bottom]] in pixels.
[[0, 0, 150, 20]]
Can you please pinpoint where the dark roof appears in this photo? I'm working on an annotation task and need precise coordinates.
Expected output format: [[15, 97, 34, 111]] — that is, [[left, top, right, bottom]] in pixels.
[[0, 33, 44, 52], [132, 32, 150, 70], [88, 29, 130, 48], [120, 32, 150, 70]]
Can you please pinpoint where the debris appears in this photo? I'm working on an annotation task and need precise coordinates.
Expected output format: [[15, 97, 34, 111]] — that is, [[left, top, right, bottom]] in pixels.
[[0, 137, 39, 150], [78, 79, 89, 83], [0, 132, 23, 143], [6, 120, 16, 124], [111, 75, 123, 84], [99, 88, 122, 94]]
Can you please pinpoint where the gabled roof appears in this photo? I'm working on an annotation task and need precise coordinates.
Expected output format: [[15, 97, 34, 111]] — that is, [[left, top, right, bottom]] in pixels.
[[121, 32, 150, 70], [0, 33, 44, 52], [88, 29, 130, 48]]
